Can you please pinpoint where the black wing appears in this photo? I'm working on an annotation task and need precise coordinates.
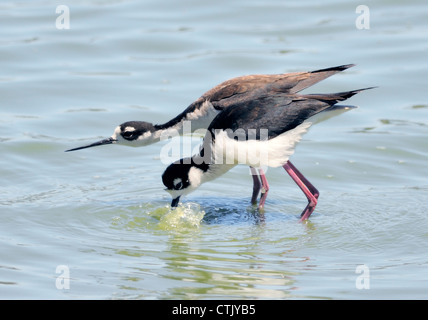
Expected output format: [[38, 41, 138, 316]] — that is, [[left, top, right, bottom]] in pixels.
[[158, 64, 355, 129], [205, 64, 355, 109], [207, 88, 369, 141]]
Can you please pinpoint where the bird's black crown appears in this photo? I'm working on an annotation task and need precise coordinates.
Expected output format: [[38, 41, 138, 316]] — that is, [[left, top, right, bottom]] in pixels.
[[119, 121, 155, 141]]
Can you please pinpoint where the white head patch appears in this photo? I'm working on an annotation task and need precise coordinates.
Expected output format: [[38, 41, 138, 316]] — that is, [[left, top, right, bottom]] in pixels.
[[124, 126, 135, 133], [188, 167, 204, 188]]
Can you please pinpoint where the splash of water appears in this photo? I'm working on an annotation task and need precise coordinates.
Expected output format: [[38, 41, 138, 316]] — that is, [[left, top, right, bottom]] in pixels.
[[158, 202, 205, 231]]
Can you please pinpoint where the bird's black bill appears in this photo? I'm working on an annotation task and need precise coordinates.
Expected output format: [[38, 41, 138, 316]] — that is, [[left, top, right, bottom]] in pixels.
[[171, 197, 180, 208], [65, 137, 116, 152]]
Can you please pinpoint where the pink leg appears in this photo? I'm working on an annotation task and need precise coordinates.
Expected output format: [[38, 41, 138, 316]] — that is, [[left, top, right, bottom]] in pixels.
[[258, 168, 270, 210], [283, 161, 319, 221], [250, 167, 261, 205]]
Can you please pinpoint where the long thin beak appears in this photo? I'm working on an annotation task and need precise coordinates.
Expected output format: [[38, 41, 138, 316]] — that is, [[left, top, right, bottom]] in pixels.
[[65, 137, 116, 152], [171, 197, 180, 208]]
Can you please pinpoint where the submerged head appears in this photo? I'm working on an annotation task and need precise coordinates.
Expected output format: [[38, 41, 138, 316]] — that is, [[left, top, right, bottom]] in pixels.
[[162, 158, 207, 208], [65, 121, 156, 152]]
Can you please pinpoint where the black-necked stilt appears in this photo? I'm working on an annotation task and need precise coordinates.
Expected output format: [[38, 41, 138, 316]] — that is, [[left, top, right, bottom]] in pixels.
[[65, 64, 357, 205], [65, 64, 354, 152], [162, 87, 372, 221]]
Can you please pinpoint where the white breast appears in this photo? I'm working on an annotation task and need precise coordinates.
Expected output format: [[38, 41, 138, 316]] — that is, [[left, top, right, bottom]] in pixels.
[[210, 120, 313, 168]]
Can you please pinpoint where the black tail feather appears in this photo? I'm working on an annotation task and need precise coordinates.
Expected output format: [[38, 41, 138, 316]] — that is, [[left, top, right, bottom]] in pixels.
[[290, 64, 356, 94], [301, 86, 376, 104], [311, 64, 356, 74]]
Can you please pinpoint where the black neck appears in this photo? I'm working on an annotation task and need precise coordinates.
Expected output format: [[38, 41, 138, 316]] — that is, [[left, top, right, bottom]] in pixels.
[[154, 100, 201, 131]]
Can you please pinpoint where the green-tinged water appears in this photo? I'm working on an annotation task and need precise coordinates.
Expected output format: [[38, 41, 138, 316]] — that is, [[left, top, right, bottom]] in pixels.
[[1, 0, 428, 300]]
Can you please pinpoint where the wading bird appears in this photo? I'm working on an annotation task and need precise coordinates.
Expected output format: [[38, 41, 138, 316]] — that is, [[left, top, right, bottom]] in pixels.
[[66, 64, 367, 215], [162, 87, 371, 221]]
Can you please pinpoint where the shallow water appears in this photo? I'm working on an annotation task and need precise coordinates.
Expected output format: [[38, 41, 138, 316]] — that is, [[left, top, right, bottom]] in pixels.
[[1, 0, 428, 299]]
